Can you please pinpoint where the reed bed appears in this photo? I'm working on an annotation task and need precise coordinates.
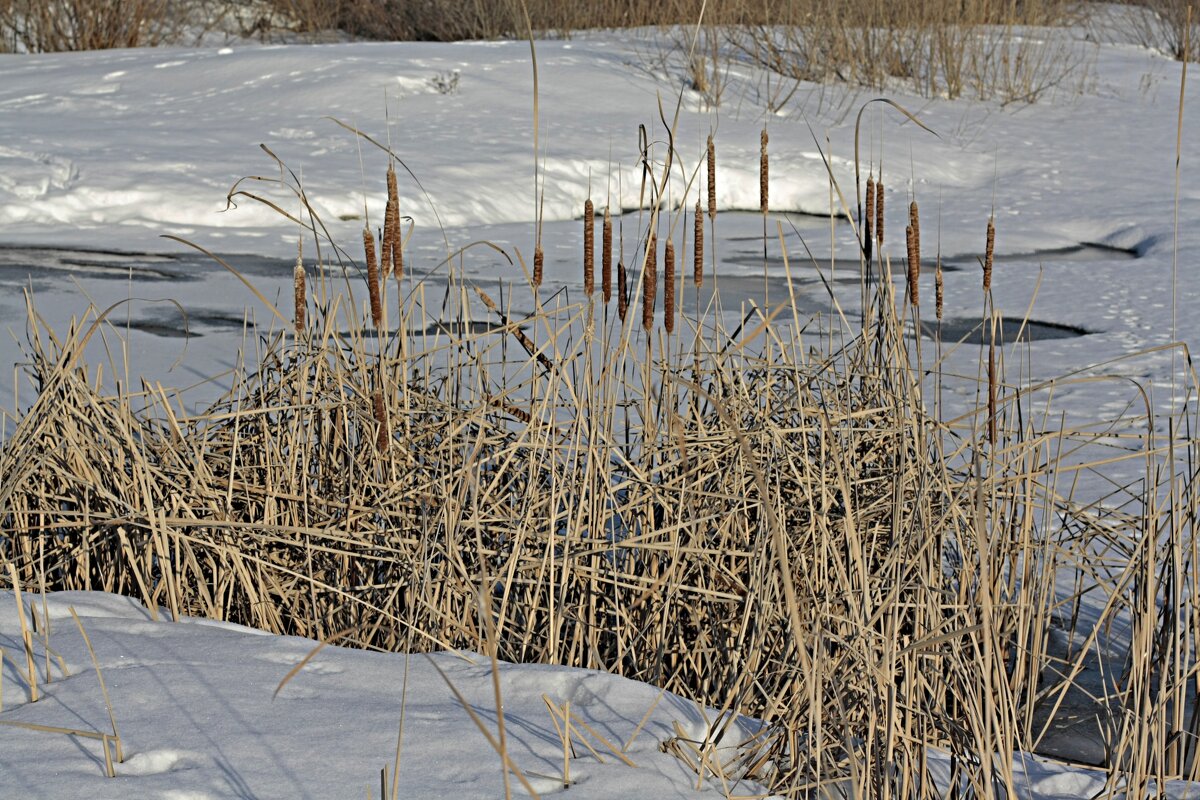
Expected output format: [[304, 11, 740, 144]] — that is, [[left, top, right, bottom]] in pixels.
[[3, 133, 1200, 798]]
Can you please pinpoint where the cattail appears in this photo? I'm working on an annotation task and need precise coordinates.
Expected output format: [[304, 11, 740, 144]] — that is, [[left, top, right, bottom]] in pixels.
[[533, 244, 544, 288], [693, 199, 704, 288], [759, 128, 769, 215], [363, 227, 383, 329], [907, 200, 920, 306], [875, 178, 885, 247], [293, 242, 306, 335], [864, 176, 875, 261], [386, 163, 403, 279], [935, 257, 944, 321], [642, 233, 656, 332], [373, 388, 389, 453], [583, 198, 595, 295], [706, 134, 717, 221], [664, 239, 675, 335], [617, 260, 628, 321], [983, 216, 995, 292], [987, 339, 997, 446], [906, 225, 918, 306], [602, 207, 613, 303], [381, 202, 394, 279]]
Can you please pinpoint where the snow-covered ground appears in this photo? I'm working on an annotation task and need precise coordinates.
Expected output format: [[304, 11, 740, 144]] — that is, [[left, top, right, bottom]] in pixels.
[[1, 19, 1198, 799]]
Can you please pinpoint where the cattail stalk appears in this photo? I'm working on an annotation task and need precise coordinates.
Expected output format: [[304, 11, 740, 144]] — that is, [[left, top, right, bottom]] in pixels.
[[617, 260, 628, 321], [983, 216, 995, 292], [759, 128, 769, 215], [864, 176, 876, 260], [642, 233, 657, 332], [533, 244, 544, 289], [693, 200, 704, 288], [907, 200, 921, 306], [373, 389, 389, 453], [363, 227, 383, 329], [706, 134, 717, 221], [602, 207, 613, 303], [583, 199, 595, 295], [664, 239, 675, 335], [293, 241, 306, 335]]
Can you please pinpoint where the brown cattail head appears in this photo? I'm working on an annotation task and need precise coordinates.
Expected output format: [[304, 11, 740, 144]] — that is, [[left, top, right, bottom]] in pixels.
[[386, 163, 403, 280], [906, 225, 919, 306], [617, 259, 628, 321], [907, 200, 921, 306], [533, 244, 544, 288], [864, 176, 875, 261], [381, 199, 395, 279], [583, 198, 595, 296], [935, 257, 944, 322], [363, 227, 383, 329], [293, 244, 306, 335], [875, 179, 885, 247], [642, 233, 657, 332], [664, 238, 675, 335], [373, 388, 389, 453], [983, 216, 995, 292], [602, 207, 613, 303], [759, 128, 769, 215], [706, 134, 717, 221], [693, 199, 704, 288]]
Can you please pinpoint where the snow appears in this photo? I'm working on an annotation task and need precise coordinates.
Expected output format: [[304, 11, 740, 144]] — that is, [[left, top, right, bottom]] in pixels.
[[1, 17, 1199, 799]]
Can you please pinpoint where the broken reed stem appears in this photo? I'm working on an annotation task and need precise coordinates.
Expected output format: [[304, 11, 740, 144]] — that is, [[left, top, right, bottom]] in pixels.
[[693, 200, 704, 288], [373, 388, 390, 453], [759, 128, 769, 215], [533, 244, 544, 289], [983, 215, 995, 292], [364, 227, 383, 329], [384, 163, 403, 280], [865, 175, 876, 261], [706, 134, 717, 221], [583, 198, 595, 296], [875, 178, 885, 247], [642, 233, 657, 332], [602, 207, 613, 303], [664, 239, 675, 335], [907, 200, 920, 306], [294, 244, 306, 335], [8, 564, 37, 703], [617, 260, 628, 321]]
